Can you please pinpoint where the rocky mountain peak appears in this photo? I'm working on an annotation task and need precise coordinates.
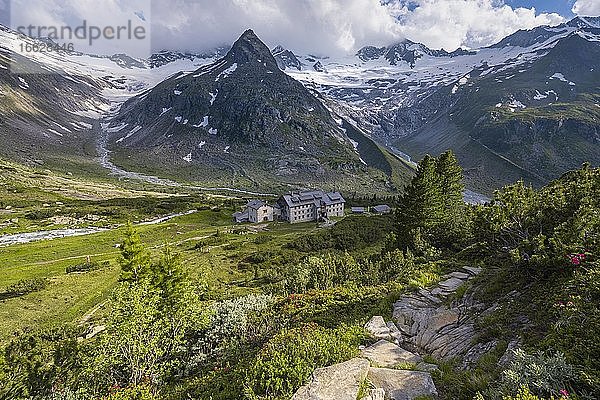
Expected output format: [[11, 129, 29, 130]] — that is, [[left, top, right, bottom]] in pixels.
[[271, 45, 303, 71], [566, 16, 600, 29], [225, 29, 278, 69]]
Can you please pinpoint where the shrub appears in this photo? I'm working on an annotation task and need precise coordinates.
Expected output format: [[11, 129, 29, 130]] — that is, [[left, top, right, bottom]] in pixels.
[[4, 277, 48, 296], [66, 261, 108, 274], [497, 350, 576, 399], [273, 249, 431, 294], [289, 215, 394, 252], [245, 323, 365, 399], [103, 385, 158, 400], [475, 386, 568, 400], [25, 209, 54, 220], [0, 326, 81, 399], [199, 294, 275, 357]]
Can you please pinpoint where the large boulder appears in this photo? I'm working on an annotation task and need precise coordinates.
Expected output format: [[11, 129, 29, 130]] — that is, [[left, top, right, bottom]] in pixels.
[[368, 368, 438, 400], [365, 316, 393, 341], [292, 358, 370, 400], [361, 340, 422, 368]]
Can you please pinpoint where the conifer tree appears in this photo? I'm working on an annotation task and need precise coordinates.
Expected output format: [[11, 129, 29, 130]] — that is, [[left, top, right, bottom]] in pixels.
[[435, 150, 466, 244], [150, 244, 187, 303], [119, 222, 150, 282], [396, 154, 443, 247]]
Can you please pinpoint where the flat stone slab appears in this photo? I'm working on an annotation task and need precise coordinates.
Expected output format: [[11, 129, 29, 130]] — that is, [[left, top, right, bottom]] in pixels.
[[361, 340, 422, 367], [430, 287, 452, 297], [368, 368, 437, 400], [292, 358, 370, 400], [437, 277, 465, 292], [449, 271, 470, 280], [418, 288, 443, 303]]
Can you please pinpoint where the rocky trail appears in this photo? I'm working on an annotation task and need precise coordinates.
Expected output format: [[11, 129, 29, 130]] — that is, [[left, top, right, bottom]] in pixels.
[[292, 266, 510, 400]]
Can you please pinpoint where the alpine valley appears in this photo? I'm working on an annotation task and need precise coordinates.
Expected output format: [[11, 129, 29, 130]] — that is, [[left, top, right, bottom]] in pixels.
[[1, 9, 600, 400], [1, 16, 598, 194]]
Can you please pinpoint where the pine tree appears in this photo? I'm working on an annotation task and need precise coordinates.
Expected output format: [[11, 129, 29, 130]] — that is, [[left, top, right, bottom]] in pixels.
[[396, 154, 444, 247], [150, 244, 186, 303], [435, 150, 466, 245], [119, 223, 150, 282], [436, 150, 464, 211]]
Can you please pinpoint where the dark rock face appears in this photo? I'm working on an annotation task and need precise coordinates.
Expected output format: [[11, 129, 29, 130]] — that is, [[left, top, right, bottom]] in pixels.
[[313, 61, 327, 72], [272, 45, 303, 71], [385, 42, 422, 67], [357, 46, 387, 62], [227, 30, 278, 68], [489, 26, 567, 49], [357, 40, 476, 68]]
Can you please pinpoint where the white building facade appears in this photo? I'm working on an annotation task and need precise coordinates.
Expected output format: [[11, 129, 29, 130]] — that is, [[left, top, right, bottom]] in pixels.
[[277, 191, 345, 223]]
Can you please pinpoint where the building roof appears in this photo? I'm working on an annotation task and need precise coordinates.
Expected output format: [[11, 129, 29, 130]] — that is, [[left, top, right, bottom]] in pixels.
[[246, 199, 268, 210], [373, 204, 392, 213], [233, 211, 249, 222], [351, 207, 366, 213], [279, 190, 346, 208]]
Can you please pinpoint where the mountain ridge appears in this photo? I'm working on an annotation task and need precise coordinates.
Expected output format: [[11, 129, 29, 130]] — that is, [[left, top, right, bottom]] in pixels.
[[103, 29, 410, 192]]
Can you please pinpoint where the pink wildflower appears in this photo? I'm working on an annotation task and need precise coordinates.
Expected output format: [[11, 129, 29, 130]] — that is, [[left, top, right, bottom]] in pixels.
[[568, 253, 586, 266], [559, 388, 569, 397]]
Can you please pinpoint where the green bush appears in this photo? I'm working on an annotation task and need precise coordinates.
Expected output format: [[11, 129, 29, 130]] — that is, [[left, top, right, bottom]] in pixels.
[[25, 209, 54, 220], [475, 386, 567, 400], [497, 350, 576, 399], [66, 261, 108, 274], [290, 215, 394, 252], [272, 249, 429, 294], [0, 326, 81, 399], [103, 385, 158, 400], [245, 323, 365, 399], [4, 277, 48, 296]]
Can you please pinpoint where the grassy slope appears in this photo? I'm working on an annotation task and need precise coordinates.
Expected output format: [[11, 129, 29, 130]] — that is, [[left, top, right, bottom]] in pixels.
[[0, 203, 322, 342]]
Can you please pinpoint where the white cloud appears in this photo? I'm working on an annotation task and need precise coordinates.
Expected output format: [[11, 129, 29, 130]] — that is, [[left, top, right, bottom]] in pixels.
[[8, 0, 152, 57], [150, 0, 402, 56], [572, 0, 600, 16], [2, 0, 570, 56], [388, 0, 565, 51]]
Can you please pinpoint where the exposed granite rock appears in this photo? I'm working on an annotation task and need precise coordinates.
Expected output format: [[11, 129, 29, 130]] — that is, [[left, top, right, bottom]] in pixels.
[[365, 316, 393, 341], [392, 266, 499, 367], [368, 368, 438, 400], [361, 340, 422, 368], [292, 358, 370, 400]]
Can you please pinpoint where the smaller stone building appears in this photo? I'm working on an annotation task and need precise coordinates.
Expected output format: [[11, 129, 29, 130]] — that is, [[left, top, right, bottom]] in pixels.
[[233, 200, 274, 223]]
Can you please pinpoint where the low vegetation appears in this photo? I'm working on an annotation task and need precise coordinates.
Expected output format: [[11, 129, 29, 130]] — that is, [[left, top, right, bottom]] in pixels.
[[0, 152, 598, 399]]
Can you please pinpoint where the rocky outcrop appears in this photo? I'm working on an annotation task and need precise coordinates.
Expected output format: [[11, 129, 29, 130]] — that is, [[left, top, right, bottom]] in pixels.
[[293, 266, 500, 400], [292, 358, 370, 400], [365, 316, 397, 342], [368, 368, 437, 400], [361, 340, 422, 368], [392, 266, 498, 367]]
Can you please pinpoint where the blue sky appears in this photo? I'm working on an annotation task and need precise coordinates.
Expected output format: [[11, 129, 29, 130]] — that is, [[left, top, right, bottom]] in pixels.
[[505, 0, 575, 17]]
